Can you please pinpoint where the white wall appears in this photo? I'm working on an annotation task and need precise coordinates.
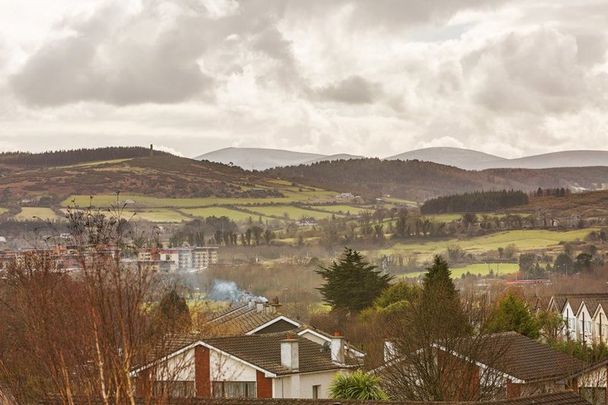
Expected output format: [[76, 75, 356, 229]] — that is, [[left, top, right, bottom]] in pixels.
[[272, 370, 351, 399], [210, 350, 257, 382], [153, 347, 195, 381]]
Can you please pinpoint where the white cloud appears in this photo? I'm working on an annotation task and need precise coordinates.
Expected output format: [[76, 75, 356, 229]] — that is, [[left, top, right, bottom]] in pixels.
[[0, 0, 607, 158]]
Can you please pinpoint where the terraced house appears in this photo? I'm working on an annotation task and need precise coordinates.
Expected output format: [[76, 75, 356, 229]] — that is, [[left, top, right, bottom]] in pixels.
[[548, 293, 608, 344]]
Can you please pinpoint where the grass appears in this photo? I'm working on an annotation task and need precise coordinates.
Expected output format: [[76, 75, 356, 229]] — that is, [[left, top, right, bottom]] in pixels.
[[58, 158, 132, 169], [0, 208, 7, 215], [14, 207, 59, 221], [400, 262, 520, 279], [130, 209, 189, 223], [62, 189, 338, 208], [241, 205, 339, 220], [180, 207, 267, 223], [307, 204, 370, 215], [374, 228, 596, 261]]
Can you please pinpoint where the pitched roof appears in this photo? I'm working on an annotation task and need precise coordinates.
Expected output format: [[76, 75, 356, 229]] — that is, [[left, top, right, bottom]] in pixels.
[[470, 332, 587, 383], [203, 333, 358, 375], [550, 293, 608, 315], [135, 332, 357, 376], [205, 303, 299, 336]]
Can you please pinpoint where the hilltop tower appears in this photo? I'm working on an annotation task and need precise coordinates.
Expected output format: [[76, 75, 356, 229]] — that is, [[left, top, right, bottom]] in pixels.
[[150, 144, 154, 157]]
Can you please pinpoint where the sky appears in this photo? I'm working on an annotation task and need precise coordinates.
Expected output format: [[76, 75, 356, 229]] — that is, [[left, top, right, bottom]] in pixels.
[[0, 0, 607, 158]]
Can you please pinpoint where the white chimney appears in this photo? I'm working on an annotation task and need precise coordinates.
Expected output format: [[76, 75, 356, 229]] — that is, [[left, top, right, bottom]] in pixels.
[[280, 335, 299, 370], [256, 302, 265, 313], [248, 300, 255, 310], [384, 340, 396, 363], [330, 332, 345, 364]]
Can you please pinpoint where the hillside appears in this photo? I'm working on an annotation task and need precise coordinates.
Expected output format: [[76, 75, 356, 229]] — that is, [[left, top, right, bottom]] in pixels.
[[196, 147, 325, 170], [266, 158, 608, 201], [0, 148, 286, 202], [386, 147, 506, 170]]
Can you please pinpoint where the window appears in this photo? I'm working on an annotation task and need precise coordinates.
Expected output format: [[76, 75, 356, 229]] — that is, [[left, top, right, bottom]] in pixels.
[[312, 385, 321, 399], [212, 381, 256, 398]]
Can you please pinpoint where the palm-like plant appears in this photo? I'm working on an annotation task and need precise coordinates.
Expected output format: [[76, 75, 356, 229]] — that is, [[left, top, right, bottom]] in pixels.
[[329, 370, 389, 400]]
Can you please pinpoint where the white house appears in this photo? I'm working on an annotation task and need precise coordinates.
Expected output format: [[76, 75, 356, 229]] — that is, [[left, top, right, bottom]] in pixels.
[[132, 332, 357, 399]]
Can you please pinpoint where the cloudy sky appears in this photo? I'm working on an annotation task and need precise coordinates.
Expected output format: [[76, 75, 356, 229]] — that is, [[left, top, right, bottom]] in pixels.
[[1, 0, 607, 158]]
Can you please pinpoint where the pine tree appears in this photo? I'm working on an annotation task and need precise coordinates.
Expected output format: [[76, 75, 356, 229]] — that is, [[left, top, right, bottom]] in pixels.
[[317, 248, 392, 312]]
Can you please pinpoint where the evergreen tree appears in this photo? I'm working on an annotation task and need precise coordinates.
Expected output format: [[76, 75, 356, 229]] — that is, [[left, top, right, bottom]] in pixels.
[[156, 288, 191, 333], [486, 292, 539, 338], [317, 248, 392, 312]]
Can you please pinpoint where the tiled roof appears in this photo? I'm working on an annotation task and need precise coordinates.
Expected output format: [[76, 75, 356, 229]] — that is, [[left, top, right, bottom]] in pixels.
[[550, 293, 608, 314], [203, 333, 358, 375], [39, 391, 590, 404], [136, 332, 357, 376], [205, 303, 297, 336], [473, 332, 586, 383]]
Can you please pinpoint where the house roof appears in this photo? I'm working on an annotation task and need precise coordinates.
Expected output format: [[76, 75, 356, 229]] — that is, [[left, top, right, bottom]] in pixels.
[[38, 391, 590, 404], [468, 332, 587, 383], [205, 303, 299, 336], [549, 293, 608, 315], [135, 332, 358, 376], [203, 333, 358, 375]]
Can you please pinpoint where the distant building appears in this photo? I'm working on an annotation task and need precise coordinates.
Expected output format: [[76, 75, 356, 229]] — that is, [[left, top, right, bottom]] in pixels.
[[139, 246, 219, 273]]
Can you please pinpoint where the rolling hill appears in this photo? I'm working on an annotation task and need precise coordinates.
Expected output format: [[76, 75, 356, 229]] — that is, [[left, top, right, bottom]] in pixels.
[[196, 147, 325, 170], [303, 153, 363, 164], [267, 158, 608, 201], [0, 147, 287, 202]]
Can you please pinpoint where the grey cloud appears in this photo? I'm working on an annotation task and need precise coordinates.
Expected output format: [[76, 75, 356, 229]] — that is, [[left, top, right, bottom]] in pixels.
[[316, 76, 381, 104], [10, 3, 213, 106], [465, 28, 607, 114]]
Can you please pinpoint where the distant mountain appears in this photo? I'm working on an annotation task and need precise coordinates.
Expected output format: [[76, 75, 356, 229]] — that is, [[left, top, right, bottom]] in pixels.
[[385, 147, 506, 170], [304, 153, 363, 165], [386, 147, 608, 170], [501, 150, 608, 169], [196, 147, 326, 171]]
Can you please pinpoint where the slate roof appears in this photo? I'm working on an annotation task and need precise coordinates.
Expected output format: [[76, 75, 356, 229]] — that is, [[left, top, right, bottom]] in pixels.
[[468, 332, 587, 383]]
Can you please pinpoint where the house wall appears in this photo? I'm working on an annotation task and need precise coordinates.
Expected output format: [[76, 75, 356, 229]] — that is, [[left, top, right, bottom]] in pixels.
[[594, 307, 608, 344], [272, 370, 351, 399], [578, 304, 593, 344], [153, 347, 196, 381], [209, 350, 257, 381], [563, 303, 577, 340]]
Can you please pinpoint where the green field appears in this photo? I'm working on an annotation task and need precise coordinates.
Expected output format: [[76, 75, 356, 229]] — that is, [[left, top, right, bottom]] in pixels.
[[241, 205, 339, 220], [130, 209, 189, 223], [401, 262, 520, 279], [427, 213, 462, 222], [307, 205, 370, 216], [14, 207, 60, 221], [180, 207, 266, 223], [63, 189, 338, 208], [374, 228, 596, 261]]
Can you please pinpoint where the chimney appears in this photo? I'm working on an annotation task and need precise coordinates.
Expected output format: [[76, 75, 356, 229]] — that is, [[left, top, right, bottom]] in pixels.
[[384, 340, 396, 363], [255, 302, 265, 313], [330, 332, 345, 364], [280, 333, 299, 370], [247, 300, 255, 310]]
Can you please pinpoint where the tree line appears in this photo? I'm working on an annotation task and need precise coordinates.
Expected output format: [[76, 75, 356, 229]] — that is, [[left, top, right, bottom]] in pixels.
[[421, 190, 529, 214], [0, 146, 168, 167]]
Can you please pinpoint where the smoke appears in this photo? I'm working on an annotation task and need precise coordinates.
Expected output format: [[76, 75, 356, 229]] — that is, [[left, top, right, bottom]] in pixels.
[[207, 279, 267, 303]]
